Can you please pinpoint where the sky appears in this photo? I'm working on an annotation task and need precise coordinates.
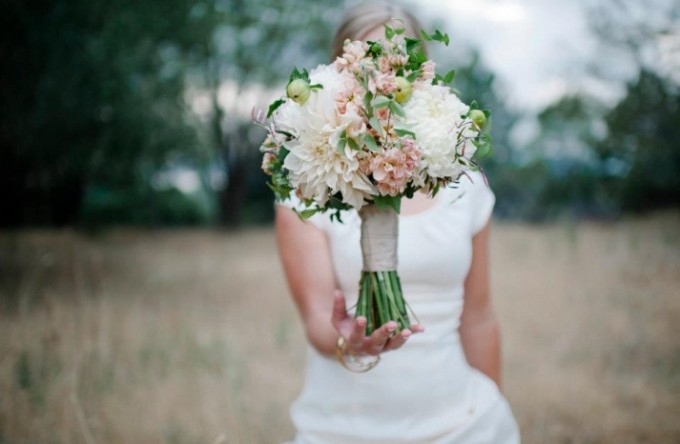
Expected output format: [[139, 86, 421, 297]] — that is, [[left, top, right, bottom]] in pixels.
[[411, 0, 634, 112]]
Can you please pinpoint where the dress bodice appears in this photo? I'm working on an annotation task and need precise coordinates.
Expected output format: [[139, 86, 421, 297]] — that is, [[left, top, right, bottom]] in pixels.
[[280, 172, 519, 443]]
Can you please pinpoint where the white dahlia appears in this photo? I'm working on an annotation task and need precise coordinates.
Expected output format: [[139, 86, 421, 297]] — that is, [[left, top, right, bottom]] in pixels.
[[274, 65, 375, 209], [401, 84, 478, 179]]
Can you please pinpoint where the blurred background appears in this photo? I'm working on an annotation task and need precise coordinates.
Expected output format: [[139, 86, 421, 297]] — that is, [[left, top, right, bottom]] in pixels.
[[0, 0, 678, 442]]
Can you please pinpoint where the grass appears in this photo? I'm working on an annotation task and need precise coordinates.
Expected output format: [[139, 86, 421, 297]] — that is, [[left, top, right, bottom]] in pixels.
[[1, 212, 679, 443]]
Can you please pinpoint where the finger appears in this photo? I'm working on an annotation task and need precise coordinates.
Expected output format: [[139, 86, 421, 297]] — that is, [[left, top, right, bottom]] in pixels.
[[348, 316, 367, 351], [383, 329, 412, 351], [409, 323, 425, 334], [330, 290, 348, 329], [367, 321, 398, 351]]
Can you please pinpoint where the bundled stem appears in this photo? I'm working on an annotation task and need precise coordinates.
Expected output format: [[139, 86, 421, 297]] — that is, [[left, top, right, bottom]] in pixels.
[[356, 270, 410, 335], [356, 204, 411, 335]]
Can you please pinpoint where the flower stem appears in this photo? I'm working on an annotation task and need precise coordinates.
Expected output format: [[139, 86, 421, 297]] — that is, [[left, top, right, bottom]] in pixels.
[[356, 270, 411, 335]]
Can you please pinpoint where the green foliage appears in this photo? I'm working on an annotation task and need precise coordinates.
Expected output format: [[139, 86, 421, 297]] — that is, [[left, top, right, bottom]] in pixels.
[[0, 0, 225, 226], [80, 183, 216, 226], [434, 69, 456, 85], [447, 50, 517, 169], [595, 70, 680, 211], [420, 29, 450, 46], [372, 195, 401, 213], [267, 99, 286, 118]]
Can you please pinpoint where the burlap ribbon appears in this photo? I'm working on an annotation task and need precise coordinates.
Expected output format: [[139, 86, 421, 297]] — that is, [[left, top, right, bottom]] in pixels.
[[358, 204, 399, 272]]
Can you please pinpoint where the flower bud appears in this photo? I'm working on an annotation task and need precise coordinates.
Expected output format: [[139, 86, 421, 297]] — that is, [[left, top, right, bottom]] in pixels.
[[394, 76, 413, 104], [470, 109, 486, 129], [286, 79, 311, 104]]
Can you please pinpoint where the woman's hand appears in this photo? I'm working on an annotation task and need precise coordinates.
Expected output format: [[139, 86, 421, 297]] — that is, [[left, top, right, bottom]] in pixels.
[[331, 290, 424, 356]]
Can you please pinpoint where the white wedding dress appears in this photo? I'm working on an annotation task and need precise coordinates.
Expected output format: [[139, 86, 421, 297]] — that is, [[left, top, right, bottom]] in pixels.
[[281, 171, 520, 444]]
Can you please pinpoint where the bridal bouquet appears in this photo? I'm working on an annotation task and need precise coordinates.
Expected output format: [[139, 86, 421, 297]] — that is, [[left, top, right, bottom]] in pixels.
[[254, 24, 492, 335]]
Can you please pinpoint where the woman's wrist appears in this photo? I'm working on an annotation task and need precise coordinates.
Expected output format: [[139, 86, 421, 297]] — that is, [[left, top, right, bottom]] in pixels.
[[304, 315, 344, 356]]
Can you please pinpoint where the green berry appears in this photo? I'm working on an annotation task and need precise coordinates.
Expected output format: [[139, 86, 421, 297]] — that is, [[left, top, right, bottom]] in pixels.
[[394, 77, 413, 104], [286, 79, 311, 104], [470, 109, 486, 129]]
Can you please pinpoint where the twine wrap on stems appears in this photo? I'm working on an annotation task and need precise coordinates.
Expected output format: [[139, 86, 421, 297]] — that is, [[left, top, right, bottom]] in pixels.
[[359, 205, 399, 272], [356, 203, 411, 335]]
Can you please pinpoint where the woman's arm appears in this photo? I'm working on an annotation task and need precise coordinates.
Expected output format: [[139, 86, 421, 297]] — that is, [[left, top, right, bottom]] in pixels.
[[275, 205, 416, 358], [460, 220, 502, 389]]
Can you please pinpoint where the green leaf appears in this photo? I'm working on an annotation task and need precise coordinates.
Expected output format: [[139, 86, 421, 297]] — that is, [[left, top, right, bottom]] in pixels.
[[474, 142, 493, 158], [297, 208, 318, 220], [419, 30, 433, 41], [288, 67, 301, 82], [369, 117, 383, 136], [367, 40, 383, 57], [405, 37, 421, 52], [364, 133, 380, 152], [472, 133, 493, 158], [403, 183, 416, 199], [434, 69, 456, 86], [278, 146, 290, 162], [275, 129, 294, 139], [288, 67, 310, 83], [420, 29, 450, 46], [347, 137, 360, 151], [266, 99, 285, 118], [439, 32, 450, 46], [309, 83, 323, 90], [373, 195, 401, 213], [406, 69, 420, 83], [388, 100, 406, 118], [363, 90, 374, 116], [431, 30, 450, 46], [383, 24, 395, 40], [411, 48, 427, 64], [372, 95, 391, 109], [394, 128, 416, 138], [336, 131, 347, 152]]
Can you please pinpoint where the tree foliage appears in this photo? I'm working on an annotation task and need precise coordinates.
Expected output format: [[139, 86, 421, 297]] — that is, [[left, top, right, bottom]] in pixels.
[[0, 0, 225, 226], [200, 0, 346, 226], [595, 70, 680, 211]]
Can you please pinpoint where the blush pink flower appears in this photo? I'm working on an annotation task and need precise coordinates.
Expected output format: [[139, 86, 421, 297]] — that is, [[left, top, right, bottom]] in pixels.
[[375, 72, 397, 95], [259, 133, 286, 154], [400, 137, 423, 170], [375, 106, 390, 122], [335, 78, 365, 114], [388, 54, 409, 69], [378, 56, 391, 73], [334, 40, 369, 74], [419, 60, 436, 82], [369, 146, 420, 196], [261, 152, 277, 174], [358, 152, 373, 176]]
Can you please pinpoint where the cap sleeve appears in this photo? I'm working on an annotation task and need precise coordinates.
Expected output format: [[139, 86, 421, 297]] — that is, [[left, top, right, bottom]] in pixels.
[[275, 196, 330, 231], [465, 171, 495, 235]]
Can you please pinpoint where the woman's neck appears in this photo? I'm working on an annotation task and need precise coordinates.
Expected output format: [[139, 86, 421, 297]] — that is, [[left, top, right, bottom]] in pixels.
[[400, 191, 439, 216]]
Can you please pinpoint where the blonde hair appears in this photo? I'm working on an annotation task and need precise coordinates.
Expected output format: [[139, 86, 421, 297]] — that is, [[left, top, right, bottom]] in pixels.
[[331, 1, 426, 60]]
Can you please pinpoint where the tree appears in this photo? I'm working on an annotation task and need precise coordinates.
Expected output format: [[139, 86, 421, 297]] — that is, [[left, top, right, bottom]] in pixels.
[[587, 0, 680, 211], [0, 0, 225, 226], [195, 0, 347, 226], [595, 70, 680, 210]]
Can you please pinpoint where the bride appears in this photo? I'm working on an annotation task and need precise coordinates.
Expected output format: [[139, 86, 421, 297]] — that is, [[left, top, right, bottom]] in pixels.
[[276, 2, 520, 443]]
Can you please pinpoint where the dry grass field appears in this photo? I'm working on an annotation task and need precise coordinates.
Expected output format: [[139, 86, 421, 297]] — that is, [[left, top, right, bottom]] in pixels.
[[1, 213, 679, 444]]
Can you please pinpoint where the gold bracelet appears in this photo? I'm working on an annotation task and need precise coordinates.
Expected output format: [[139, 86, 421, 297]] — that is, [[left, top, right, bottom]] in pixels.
[[335, 336, 380, 373]]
